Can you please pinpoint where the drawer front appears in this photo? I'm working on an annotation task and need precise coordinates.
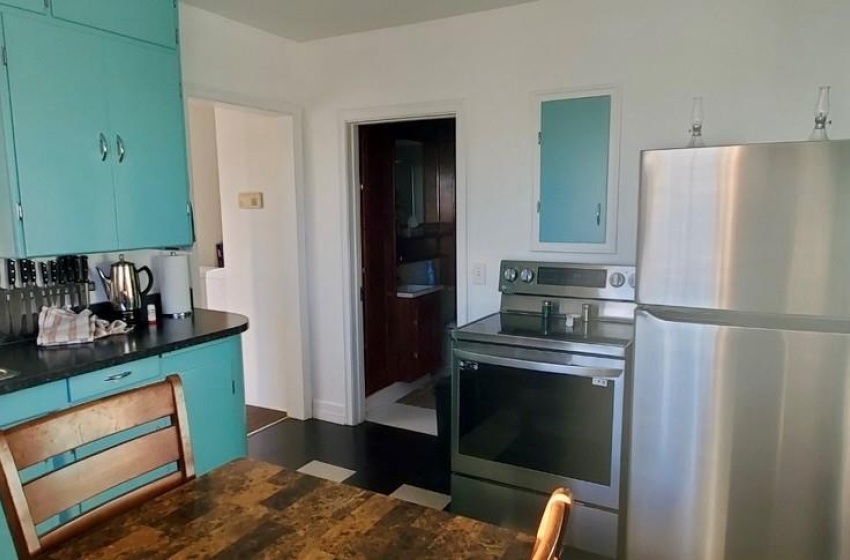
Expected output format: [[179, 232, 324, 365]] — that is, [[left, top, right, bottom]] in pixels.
[[67, 357, 162, 403], [50, 0, 177, 48], [0, 380, 67, 428]]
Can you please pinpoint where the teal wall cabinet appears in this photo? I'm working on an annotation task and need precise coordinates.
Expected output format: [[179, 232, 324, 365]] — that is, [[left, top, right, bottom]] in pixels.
[[532, 87, 621, 254], [105, 38, 192, 250], [51, 0, 177, 48], [3, 14, 119, 256], [0, 3, 191, 258], [163, 338, 247, 476], [0, 0, 44, 14]]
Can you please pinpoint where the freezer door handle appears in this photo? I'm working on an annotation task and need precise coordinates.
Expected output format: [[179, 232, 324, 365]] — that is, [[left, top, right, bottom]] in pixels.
[[454, 349, 622, 379]]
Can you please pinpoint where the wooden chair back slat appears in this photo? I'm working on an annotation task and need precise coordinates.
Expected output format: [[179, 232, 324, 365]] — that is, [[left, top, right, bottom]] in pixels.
[[530, 488, 573, 560], [24, 426, 181, 524], [5, 382, 176, 469], [0, 375, 195, 559]]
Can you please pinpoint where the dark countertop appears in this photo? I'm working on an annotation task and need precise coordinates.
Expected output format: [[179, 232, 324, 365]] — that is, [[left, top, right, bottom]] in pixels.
[[0, 308, 248, 396]]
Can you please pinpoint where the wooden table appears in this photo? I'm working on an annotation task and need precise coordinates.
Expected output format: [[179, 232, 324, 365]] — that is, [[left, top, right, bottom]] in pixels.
[[45, 458, 535, 559]]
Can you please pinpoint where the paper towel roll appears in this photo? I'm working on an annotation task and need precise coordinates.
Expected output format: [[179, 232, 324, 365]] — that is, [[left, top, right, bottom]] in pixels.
[[158, 252, 192, 317]]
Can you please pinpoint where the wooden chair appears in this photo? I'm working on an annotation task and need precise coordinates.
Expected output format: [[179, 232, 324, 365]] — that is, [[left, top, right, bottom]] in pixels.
[[530, 487, 573, 560], [0, 375, 195, 558]]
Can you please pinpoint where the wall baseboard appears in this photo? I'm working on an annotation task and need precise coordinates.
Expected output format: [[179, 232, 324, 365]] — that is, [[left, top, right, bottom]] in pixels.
[[312, 400, 347, 425]]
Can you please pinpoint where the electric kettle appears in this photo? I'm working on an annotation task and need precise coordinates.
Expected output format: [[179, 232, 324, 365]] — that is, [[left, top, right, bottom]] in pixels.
[[96, 254, 153, 322]]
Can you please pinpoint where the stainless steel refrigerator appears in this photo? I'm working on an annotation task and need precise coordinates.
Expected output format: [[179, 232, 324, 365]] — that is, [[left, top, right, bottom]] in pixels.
[[628, 140, 850, 560]]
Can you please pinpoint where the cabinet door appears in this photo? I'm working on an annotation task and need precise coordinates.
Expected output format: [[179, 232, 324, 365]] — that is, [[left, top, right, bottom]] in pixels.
[[0, 0, 45, 13], [3, 14, 118, 256], [50, 0, 177, 48], [104, 38, 192, 250], [163, 338, 246, 475]]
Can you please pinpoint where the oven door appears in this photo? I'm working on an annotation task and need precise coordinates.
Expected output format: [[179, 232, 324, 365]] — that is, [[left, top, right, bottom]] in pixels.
[[452, 341, 625, 510]]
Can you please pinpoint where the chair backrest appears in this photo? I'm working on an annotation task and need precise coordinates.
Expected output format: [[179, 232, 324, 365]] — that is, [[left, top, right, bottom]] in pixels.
[[0, 375, 194, 558], [530, 487, 573, 560]]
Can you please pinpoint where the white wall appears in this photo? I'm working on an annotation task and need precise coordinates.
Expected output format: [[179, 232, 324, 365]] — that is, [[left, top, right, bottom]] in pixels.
[[213, 105, 302, 413], [293, 0, 850, 419], [185, 99, 223, 309], [186, 100, 223, 271]]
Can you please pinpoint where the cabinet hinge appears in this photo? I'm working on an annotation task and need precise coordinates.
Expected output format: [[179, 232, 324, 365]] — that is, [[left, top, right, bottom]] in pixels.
[[359, 183, 364, 191], [16, 204, 22, 220], [231, 379, 236, 394], [2, 47, 7, 67], [536, 201, 540, 213], [538, 131, 542, 145], [175, 28, 179, 45], [43, 0, 50, 10]]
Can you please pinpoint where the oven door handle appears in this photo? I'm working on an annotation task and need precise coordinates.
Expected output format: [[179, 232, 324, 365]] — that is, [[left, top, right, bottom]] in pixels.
[[455, 350, 622, 379]]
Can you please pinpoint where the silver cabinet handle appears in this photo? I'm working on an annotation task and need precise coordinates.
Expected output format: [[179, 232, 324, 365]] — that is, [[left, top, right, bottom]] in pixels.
[[98, 133, 108, 161], [596, 203, 602, 226], [105, 371, 132, 382], [116, 135, 126, 163]]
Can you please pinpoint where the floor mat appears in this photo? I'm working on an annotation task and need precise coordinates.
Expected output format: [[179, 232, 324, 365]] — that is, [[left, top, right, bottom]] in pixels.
[[397, 380, 437, 410]]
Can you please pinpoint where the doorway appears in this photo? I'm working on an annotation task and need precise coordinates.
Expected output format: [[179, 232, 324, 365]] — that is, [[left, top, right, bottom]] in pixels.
[[184, 94, 309, 430], [358, 118, 457, 435]]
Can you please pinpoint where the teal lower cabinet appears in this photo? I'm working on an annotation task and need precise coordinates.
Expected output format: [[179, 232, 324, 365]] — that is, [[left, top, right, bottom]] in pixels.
[[0, 380, 69, 560], [162, 337, 247, 475], [0, 334, 246, 559]]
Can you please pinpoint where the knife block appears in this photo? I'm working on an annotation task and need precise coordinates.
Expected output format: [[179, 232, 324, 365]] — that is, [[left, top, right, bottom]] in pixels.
[[0, 283, 91, 342]]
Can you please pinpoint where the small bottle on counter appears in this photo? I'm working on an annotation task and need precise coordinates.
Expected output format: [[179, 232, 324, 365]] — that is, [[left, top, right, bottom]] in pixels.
[[147, 304, 157, 326]]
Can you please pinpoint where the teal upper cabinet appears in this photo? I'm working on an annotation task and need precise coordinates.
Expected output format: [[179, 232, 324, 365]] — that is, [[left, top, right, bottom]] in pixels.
[[0, 0, 45, 14], [3, 14, 119, 256], [51, 0, 177, 48], [533, 87, 621, 254], [105, 39, 191, 249], [0, 7, 191, 257]]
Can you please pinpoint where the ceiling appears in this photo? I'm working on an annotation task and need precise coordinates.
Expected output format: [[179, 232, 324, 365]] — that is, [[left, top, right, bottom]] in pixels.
[[180, 0, 540, 42]]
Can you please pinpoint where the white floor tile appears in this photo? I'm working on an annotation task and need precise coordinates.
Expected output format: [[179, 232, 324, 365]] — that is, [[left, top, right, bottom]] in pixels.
[[296, 460, 355, 483], [366, 402, 438, 436], [390, 484, 451, 511]]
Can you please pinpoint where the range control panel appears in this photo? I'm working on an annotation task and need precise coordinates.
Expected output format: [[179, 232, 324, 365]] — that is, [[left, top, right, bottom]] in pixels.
[[499, 261, 636, 301]]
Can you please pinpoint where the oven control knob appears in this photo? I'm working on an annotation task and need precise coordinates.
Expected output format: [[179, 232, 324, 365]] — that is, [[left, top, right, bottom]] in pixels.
[[520, 268, 535, 283], [610, 272, 626, 288], [628, 273, 636, 289], [503, 268, 518, 282]]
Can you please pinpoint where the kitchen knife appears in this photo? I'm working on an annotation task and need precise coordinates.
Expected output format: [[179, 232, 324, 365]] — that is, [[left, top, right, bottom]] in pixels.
[[1, 259, 14, 337], [40, 261, 52, 307], [17, 259, 29, 335], [80, 255, 90, 308], [30, 260, 43, 325]]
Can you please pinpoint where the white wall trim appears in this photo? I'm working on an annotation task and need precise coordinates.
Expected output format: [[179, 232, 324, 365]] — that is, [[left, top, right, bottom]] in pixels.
[[312, 400, 347, 425], [338, 99, 469, 426], [183, 82, 313, 420], [529, 84, 622, 255]]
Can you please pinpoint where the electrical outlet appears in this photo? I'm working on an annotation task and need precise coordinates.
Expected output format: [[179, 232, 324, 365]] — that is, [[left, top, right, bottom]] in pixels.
[[472, 263, 486, 285], [238, 192, 264, 210]]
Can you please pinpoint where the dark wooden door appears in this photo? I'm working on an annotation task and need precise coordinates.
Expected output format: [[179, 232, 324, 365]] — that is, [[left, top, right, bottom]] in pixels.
[[359, 124, 396, 396]]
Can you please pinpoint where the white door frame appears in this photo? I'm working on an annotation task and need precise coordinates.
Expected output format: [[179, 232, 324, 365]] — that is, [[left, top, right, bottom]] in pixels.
[[183, 83, 313, 420], [339, 100, 469, 426]]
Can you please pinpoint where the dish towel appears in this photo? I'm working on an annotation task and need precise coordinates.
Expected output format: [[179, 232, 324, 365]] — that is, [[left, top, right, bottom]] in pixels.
[[37, 307, 133, 347]]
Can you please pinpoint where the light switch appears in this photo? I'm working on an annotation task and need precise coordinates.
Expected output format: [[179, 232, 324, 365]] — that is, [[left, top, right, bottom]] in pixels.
[[472, 263, 486, 285], [238, 192, 264, 210]]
